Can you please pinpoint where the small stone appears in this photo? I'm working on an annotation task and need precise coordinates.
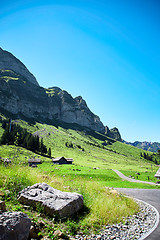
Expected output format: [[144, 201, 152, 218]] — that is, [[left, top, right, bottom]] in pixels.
[[97, 236, 101, 239], [0, 200, 6, 212], [29, 225, 39, 239], [54, 230, 64, 238]]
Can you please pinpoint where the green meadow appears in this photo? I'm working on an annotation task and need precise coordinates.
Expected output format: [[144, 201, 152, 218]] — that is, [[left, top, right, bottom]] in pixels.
[[0, 119, 159, 237]]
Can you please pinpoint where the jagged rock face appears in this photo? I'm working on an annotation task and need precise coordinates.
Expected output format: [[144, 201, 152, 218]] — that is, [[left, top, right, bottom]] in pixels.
[[0, 47, 39, 86], [0, 70, 105, 133], [59, 91, 105, 133], [105, 126, 122, 141]]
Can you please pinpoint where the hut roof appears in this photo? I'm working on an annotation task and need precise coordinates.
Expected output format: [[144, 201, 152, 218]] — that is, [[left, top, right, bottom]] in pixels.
[[52, 157, 73, 162], [28, 158, 41, 163], [154, 168, 160, 178], [66, 158, 73, 162], [52, 157, 65, 161]]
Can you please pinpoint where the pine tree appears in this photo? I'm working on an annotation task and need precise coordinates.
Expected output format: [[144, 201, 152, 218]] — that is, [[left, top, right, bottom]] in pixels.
[[48, 147, 51, 158]]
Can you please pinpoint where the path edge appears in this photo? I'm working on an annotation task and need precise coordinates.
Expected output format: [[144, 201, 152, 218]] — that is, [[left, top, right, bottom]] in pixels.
[[137, 198, 159, 240]]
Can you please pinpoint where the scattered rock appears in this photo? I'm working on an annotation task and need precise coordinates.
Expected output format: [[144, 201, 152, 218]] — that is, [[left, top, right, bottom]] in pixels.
[[3, 158, 11, 165], [18, 183, 83, 218], [29, 225, 39, 239], [0, 201, 6, 212], [0, 211, 31, 240], [54, 230, 65, 238], [0, 191, 4, 197], [136, 172, 140, 175]]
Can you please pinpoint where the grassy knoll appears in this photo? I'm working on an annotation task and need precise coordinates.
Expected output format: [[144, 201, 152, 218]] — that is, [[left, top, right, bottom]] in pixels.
[[0, 119, 160, 237]]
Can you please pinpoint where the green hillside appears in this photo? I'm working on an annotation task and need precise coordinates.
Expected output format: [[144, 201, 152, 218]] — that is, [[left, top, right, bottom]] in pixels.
[[0, 117, 159, 237]]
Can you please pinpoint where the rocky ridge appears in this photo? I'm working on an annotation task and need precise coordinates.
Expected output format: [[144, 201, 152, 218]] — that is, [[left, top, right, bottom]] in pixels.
[[123, 140, 160, 152]]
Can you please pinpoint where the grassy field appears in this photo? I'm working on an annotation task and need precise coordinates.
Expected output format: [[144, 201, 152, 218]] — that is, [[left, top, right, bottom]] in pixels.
[[0, 119, 160, 237]]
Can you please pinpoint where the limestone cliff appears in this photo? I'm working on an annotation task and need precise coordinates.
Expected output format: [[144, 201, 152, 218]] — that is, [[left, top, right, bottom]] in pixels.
[[0, 70, 105, 133]]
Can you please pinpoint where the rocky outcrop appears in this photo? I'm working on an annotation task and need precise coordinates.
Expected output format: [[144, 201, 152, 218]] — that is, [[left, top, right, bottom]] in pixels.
[[105, 126, 122, 141], [18, 183, 84, 218], [0, 212, 31, 240], [0, 47, 38, 86]]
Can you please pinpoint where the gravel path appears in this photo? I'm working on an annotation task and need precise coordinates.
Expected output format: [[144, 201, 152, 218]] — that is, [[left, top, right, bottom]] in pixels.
[[113, 169, 157, 185], [70, 189, 160, 240], [114, 188, 160, 240], [71, 198, 158, 240]]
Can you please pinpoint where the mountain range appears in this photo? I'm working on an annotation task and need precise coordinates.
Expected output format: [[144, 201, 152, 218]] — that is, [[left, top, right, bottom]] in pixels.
[[0, 47, 121, 141], [123, 140, 160, 153]]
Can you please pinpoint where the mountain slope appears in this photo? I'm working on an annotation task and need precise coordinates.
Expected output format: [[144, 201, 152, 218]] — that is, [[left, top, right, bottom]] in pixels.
[[0, 48, 122, 140], [0, 47, 39, 86]]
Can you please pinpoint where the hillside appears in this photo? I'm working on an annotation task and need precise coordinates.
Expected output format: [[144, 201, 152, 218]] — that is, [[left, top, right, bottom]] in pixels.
[[0, 116, 160, 237], [0, 117, 159, 174]]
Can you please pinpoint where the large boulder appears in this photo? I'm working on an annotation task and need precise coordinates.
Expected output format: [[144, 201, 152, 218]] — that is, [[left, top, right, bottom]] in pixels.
[[0, 212, 31, 240], [18, 183, 83, 218]]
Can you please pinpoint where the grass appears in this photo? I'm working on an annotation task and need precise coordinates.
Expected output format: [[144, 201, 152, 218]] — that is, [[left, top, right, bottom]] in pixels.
[[0, 164, 139, 236], [0, 118, 160, 237]]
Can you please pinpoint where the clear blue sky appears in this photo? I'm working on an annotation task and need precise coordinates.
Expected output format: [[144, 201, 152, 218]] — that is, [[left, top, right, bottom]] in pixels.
[[0, 0, 160, 142]]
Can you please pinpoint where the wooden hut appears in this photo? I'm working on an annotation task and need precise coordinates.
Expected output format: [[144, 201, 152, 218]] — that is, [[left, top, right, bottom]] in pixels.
[[154, 168, 160, 180], [28, 158, 42, 167], [52, 157, 73, 165]]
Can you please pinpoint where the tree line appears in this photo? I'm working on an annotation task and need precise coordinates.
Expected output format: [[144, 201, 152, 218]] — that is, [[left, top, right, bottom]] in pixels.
[[140, 151, 160, 165], [0, 119, 51, 157]]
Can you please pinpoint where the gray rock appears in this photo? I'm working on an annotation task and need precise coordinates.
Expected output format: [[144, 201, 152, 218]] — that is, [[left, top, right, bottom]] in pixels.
[[18, 183, 83, 218], [0, 211, 31, 240], [105, 126, 122, 141]]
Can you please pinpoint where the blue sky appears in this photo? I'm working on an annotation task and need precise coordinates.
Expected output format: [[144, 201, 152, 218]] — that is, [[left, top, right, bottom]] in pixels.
[[0, 0, 160, 142]]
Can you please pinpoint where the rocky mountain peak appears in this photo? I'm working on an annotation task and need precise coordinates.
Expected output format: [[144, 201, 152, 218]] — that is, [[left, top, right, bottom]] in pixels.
[[0, 47, 39, 86], [75, 96, 87, 107], [105, 126, 122, 141]]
